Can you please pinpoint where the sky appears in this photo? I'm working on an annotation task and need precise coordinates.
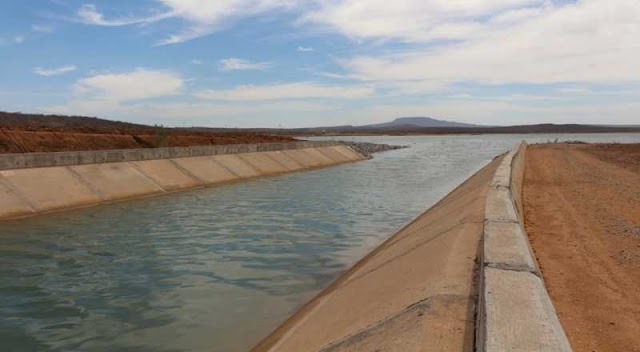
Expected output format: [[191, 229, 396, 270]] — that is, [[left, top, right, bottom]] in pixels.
[[0, 0, 639, 128]]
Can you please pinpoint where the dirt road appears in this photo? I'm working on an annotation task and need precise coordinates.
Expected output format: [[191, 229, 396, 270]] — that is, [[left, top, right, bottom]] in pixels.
[[523, 144, 640, 352]]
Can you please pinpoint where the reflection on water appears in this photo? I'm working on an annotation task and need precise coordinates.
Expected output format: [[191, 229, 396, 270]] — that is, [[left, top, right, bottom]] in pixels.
[[1, 133, 639, 351]]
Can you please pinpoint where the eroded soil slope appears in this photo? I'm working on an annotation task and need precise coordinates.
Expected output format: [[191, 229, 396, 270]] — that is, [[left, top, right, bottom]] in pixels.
[[524, 144, 640, 352], [0, 112, 295, 153]]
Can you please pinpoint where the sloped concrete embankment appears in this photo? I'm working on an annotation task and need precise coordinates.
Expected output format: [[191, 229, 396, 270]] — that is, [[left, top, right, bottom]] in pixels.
[[0, 142, 365, 220], [253, 154, 504, 352], [477, 141, 572, 351]]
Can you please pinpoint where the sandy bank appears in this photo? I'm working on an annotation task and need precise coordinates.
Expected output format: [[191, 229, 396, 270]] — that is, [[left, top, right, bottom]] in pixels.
[[524, 143, 640, 351]]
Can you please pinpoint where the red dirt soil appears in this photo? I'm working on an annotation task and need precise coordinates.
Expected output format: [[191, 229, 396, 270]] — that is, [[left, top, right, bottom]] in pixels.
[[0, 129, 296, 153], [0, 112, 296, 153], [523, 143, 640, 352]]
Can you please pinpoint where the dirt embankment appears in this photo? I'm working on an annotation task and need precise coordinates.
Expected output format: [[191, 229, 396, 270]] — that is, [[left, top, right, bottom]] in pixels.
[[523, 143, 640, 352], [0, 129, 296, 153], [0, 112, 297, 153]]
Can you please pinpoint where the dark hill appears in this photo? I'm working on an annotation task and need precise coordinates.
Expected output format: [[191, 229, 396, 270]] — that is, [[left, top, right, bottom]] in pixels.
[[363, 117, 478, 128]]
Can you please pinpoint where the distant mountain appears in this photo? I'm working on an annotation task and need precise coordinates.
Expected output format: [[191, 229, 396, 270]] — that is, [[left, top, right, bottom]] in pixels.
[[362, 117, 478, 129]]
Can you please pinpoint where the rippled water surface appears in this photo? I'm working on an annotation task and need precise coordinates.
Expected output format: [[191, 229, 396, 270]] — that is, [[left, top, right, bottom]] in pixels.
[[2, 134, 640, 351]]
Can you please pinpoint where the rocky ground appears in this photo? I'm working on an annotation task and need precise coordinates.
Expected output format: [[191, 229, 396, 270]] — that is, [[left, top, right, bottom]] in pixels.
[[523, 143, 640, 352], [343, 142, 408, 158]]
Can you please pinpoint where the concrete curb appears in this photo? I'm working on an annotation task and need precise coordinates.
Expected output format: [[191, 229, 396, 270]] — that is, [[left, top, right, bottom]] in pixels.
[[476, 141, 572, 352]]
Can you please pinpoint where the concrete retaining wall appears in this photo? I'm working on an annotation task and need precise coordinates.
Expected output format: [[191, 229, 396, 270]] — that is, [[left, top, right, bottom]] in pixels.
[[0, 141, 341, 171], [0, 143, 365, 220], [477, 142, 572, 351]]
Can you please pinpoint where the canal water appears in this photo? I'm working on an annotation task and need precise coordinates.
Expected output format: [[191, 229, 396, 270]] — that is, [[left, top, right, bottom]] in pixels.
[[2, 134, 640, 351]]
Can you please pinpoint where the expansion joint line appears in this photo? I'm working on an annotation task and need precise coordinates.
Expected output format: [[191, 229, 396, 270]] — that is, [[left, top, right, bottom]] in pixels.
[[319, 294, 470, 352], [484, 218, 519, 224], [337, 220, 478, 290], [0, 173, 38, 212], [483, 262, 541, 278], [65, 166, 108, 201], [168, 159, 206, 185], [209, 158, 242, 178]]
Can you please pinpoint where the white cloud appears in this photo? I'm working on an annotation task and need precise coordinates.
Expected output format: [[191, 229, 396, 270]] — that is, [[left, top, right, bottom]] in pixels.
[[73, 68, 183, 102], [124, 100, 333, 118], [75, 4, 171, 26], [41, 91, 640, 127], [340, 0, 640, 89], [43, 0, 640, 126], [317, 71, 350, 80], [14, 36, 26, 44], [31, 24, 54, 33], [219, 58, 272, 71], [155, 0, 298, 23], [557, 86, 592, 94], [70, 0, 550, 45], [155, 0, 299, 44], [34, 65, 77, 77], [301, 0, 543, 42], [72, 1, 298, 45], [40, 99, 337, 127], [194, 82, 374, 100], [191, 59, 203, 65], [42, 69, 185, 121]]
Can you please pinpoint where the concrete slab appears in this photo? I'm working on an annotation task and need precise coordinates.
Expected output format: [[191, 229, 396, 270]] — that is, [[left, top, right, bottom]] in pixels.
[[70, 163, 165, 201], [281, 149, 322, 168], [332, 146, 364, 161], [0, 144, 367, 220], [132, 159, 203, 191], [253, 156, 503, 352], [212, 154, 261, 178], [1, 167, 102, 211], [315, 147, 351, 163], [263, 151, 305, 171], [302, 148, 336, 166], [489, 164, 511, 188], [320, 295, 473, 352], [0, 175, 34, 218], [237, 152, 289, 174], [481, 267, 572, 352], [483, 221, 537, 274], [172, 156, 240, 185], [484, 187, 518, 223]]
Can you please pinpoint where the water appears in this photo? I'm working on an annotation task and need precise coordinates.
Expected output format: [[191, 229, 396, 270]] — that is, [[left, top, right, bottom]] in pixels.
[[1, 133, 639, 351]]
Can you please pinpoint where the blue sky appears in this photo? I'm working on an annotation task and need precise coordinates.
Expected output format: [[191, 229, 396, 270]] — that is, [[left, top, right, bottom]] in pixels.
[[1, 0, 639, 127]]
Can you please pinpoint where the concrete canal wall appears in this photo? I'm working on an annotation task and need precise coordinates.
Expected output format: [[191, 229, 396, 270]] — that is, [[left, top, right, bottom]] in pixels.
[[477, 141, 572, 351], [0, 142, 365, 220], [254, 141, 572, 352], [254, 153, 503, 352]]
